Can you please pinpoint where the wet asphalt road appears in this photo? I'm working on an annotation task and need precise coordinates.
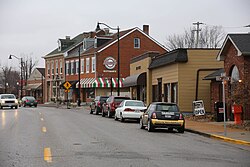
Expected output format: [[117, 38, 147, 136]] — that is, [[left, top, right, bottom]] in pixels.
[[0, 106, 250, 167]]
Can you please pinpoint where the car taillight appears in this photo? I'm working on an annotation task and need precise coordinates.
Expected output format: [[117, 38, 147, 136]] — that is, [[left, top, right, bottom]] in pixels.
[[26, 100, 29, 102], [35, 100, 38, 103], [124, 108, 135, 112], [152, 112, 157, 119], [97, 101, 101, 107], [111, 103, 115, 108], [179, 114, 183, 120]]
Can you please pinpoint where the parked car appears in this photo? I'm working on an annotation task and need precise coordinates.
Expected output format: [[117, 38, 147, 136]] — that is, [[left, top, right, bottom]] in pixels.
[[21, 96, 38, 107], [114, 100, 147, 122], [140, 102, 185, 133], [0, 94, 18, 109], [90, 96, 109, 115], [102, 96, 131, 118]]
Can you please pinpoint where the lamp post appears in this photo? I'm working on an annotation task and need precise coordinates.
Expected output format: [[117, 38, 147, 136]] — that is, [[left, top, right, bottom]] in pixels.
[[9, 55, 23, 98], [78, 46, 81, 106], [96, 22, 120, 96]]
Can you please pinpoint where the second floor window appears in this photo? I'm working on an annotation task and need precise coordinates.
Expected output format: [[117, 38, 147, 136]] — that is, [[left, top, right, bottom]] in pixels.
[[71, 61, 74, 75], [66, 61, 69, 75], [60, 60, 63, 74], [56, 60, 58, 74], [134, 38, 140, 48], [47, 62, 50, 76], [76, 60, 79, 74], [51, 61, 54, 75], [81, 59, 84, 73], [91, 57, 96, 72], [86, 58, 90, 73]]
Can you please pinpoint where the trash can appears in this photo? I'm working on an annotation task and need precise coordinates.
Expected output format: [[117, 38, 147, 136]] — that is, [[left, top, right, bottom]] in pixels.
[[214, 102, 227, 122]]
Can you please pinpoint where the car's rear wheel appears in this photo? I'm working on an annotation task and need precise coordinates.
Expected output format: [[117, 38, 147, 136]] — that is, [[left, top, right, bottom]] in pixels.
[[147, 120, 154, 132], [114, 114, 118, 121], [139, 118, 145, 129], [90, 108, 93, 114], [120, 117, 125, 122], [178, 126, 185, 133]]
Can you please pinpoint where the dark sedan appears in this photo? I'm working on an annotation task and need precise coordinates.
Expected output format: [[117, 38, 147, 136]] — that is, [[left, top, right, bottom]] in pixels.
[[21, 96, 38, 107], [140, 102, 185, 133]]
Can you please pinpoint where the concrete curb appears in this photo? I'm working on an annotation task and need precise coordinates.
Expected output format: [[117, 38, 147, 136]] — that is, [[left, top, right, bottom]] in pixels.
[[186, 128, 250, 146]]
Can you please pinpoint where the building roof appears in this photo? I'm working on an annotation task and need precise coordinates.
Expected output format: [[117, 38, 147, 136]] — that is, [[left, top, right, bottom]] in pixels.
[[44, 32, 92, 58], [203, 68, 224, 80], [217, 33, 250, 61], [36, 68, 45, 77], [148, 49, 188, 69]]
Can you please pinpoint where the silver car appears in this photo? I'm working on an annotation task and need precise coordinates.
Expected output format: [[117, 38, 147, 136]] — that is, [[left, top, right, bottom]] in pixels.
[[0, 94, 18, 109]]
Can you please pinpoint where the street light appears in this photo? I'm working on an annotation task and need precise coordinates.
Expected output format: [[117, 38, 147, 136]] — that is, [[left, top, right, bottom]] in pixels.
[[77, 46, 81, 106], [96, 22, 120, 96], [9, 55, 24, 98]]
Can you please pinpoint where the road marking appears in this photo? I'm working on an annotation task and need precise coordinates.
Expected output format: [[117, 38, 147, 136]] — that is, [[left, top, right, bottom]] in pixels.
[[39, 112, 42, 115], [41, 118, 44, 121], [42, 127, 47, 133], [44, 147, 52, 163]]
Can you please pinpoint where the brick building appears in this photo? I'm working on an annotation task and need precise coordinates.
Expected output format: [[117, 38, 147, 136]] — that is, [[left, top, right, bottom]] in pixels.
[[43, 24, 167, 103], [215, 34, 250, 120]]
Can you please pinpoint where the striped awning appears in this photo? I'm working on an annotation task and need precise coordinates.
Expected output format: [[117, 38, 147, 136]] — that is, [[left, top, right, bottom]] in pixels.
[[76, 78, 124, 88]]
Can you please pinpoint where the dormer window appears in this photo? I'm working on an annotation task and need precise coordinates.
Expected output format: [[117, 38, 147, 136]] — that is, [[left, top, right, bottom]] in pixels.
[[58, 40, 62, 51]]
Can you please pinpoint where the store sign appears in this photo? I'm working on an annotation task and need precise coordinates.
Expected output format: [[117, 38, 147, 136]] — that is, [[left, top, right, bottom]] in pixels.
[[103, 57, 117, 70], [193, 100, 205, 116]]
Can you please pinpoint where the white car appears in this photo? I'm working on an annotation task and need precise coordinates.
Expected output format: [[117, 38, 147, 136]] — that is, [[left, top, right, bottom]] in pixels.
[[0, 94, 19, 109], [114, 100, 147, 122]]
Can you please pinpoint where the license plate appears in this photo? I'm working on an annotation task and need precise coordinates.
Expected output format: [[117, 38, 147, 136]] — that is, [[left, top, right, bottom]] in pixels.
[[165, 115, 172, 118], [162, 112, 175, 115]]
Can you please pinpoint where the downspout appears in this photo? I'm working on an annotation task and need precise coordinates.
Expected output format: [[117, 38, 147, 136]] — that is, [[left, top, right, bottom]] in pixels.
[[195, 68, 221, 101]]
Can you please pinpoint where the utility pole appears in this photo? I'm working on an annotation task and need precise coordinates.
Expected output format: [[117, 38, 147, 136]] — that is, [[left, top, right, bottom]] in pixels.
[[193, 22, 204, 48]]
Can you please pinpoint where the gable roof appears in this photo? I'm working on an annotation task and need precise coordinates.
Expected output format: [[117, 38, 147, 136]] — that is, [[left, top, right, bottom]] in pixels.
[[217, 33, 250, 61], [36, 68, 45, 77], [203, 68, 224, 80], [148, 49, 188, 69], [97, 27, 167, 53]]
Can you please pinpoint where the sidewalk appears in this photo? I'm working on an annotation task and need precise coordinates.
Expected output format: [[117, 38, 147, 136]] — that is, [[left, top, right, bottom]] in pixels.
[[40, 103, 250, 146], [185, 119, 250, 146]]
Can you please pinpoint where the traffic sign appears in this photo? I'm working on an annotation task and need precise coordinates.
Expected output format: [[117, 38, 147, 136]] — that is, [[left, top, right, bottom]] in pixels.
[[63, 81, 71, 90], [64, 89, 70, 93]]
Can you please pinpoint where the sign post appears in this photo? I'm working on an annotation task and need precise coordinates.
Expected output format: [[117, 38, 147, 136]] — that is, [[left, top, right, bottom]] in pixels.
[[63, 81, 72, 109]]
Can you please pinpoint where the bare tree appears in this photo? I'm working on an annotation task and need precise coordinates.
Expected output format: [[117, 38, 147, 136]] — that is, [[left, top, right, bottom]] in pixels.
[[165, 25, 225, 50], [21, 54, 38, 85], [0, 66, 19, 94]]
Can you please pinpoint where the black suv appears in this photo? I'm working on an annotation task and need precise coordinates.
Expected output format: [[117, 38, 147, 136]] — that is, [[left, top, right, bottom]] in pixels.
[[102, 96, 131, 118], [90, 96, 109, 115]]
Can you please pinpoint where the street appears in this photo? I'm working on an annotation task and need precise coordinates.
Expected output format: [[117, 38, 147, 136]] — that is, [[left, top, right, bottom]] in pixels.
[[0, 107, 250, 167]]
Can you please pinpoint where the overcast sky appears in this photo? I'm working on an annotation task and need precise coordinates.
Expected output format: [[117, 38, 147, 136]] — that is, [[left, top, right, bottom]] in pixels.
[[0, 0, 249, 69]]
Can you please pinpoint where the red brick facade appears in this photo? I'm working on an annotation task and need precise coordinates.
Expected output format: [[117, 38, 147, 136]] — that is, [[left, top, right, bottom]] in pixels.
[[223, 42, 250, 120]]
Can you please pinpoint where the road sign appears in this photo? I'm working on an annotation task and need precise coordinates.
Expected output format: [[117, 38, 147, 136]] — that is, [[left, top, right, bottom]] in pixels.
[[63, 81, 71, 90], [64, 89, 70, 93]]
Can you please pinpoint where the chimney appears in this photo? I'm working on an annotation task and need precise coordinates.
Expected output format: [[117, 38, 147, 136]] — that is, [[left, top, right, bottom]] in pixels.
[[65, 36, 70, 41], [143, 25, 149, 35]]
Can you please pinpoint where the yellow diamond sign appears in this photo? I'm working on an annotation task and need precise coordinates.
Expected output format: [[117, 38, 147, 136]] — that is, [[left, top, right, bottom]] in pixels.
[[63, 81, 71, 90]]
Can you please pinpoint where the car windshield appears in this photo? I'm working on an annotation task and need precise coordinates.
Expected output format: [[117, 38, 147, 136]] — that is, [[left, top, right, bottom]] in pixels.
[[125, 101, 145, 107], [156, 104, 179, 112], [100, 97, 108, 101], [26, 97, 36, 100], [114, 97, 130, 102], [1, 95, 16, 99]]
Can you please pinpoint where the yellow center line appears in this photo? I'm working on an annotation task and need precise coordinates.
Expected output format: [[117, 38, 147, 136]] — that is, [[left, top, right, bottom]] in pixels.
[[44, 147, 52, 163], [42, 127, 47, 133]]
